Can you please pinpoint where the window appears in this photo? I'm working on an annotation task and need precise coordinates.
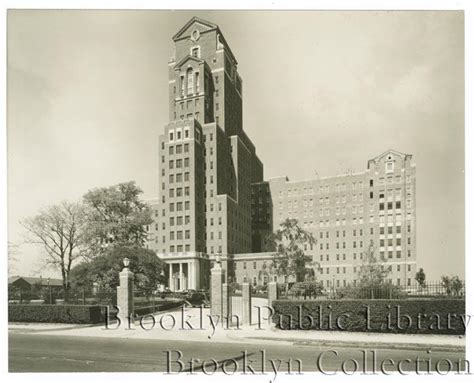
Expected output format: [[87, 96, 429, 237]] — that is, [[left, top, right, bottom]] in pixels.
[[180, 75, 185, 96], [187, 69, 194, 95], [192, 47, 199, 57]]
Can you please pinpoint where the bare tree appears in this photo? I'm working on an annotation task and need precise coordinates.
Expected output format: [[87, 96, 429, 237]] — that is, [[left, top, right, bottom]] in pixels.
[[21, 201, 86, 301], [8, 241, 19, 276]]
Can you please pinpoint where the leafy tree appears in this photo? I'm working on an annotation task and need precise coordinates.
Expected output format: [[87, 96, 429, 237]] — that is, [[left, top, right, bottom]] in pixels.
[[21, 201, 86, 301], [257, 260, 275, 285], [356, 240, 389, 288], [70, 246, 165, 296], [415, 268, 426, 288], [82, 181, 153, 258], [333, 242, 406, 299], [267, 218, 317, 283], [441, 275, 464, 297]]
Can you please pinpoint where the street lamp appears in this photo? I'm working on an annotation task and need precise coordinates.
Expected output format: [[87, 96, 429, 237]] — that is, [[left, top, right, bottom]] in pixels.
[[123, 257, 130, 268]]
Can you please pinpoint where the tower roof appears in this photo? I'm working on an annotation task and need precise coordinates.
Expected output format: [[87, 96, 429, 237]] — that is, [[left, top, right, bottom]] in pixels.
[[367, 149, 413, 168], [172, 16, 218, 41], [172, 16, 238, 65]]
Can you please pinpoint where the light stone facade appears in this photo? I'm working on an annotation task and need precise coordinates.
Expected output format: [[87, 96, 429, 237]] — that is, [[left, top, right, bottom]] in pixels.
[[250, 150, 417, 288], [145, 18, 417, 292]]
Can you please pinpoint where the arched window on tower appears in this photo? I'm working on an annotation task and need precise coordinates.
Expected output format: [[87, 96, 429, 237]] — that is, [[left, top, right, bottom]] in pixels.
[[187, 68, 194, 95]]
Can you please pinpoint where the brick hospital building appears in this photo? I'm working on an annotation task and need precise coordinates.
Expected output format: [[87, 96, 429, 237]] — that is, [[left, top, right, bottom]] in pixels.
[[145, 17, 417, 291]]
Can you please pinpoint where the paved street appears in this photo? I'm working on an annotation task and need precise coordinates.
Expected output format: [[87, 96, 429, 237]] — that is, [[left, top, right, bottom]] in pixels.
[[9, 332, 466, 374]]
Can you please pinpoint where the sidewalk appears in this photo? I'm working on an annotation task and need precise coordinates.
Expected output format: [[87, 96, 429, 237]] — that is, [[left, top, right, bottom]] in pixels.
[[9, 305, 465, 352]]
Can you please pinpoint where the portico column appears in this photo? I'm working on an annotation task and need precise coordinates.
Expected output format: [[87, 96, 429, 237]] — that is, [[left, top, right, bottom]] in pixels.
[[168, 263, 173, 291], [179, 262, 183, 291], [187, 262, 192, 290]]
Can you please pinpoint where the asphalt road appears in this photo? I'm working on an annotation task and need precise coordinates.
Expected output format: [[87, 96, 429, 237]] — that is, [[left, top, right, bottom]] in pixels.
[[9, 333, 467, 375]]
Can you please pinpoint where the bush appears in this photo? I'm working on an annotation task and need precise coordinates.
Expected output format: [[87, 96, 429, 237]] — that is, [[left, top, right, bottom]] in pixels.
[[272, 299, 465, 335], [9, 304, 104, 324], [288, 281, 324, 299], [334, 283, 407, 300]]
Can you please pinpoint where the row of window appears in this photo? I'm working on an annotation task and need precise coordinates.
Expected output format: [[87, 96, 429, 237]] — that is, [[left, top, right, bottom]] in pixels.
[[380, 237, 411, 247], [381, 250, 412, 258], [168, 143, 190, 155], [169, 158, 190, 169], [169, 201, 191, 212], [319, 241, 365, 250], [168, 126, 191, 142], [168, 172, 191, 183], [319, 278, 413, 288], [169, 187, 190, 198], [169, 216, 191, 226], [318, 263, 411, 275], [282, 210, 413, 228], [277, 176, 413, 199], [178, 68, 200, 97], [169, 244, 191, 253]]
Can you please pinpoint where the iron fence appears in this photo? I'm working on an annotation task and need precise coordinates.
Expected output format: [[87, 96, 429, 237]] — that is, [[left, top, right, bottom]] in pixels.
[[277, 281, 465, 300]]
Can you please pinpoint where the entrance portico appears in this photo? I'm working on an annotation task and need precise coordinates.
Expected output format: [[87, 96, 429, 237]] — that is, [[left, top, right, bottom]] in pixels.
[[159, 252, 209, 292]]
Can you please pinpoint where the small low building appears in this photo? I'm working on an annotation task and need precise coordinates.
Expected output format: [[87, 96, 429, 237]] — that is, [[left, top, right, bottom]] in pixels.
[[8, 276, 63, 292]]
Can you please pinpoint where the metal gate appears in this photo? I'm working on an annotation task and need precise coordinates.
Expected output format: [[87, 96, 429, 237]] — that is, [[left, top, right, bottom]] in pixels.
[[228, 283, 242, 327]]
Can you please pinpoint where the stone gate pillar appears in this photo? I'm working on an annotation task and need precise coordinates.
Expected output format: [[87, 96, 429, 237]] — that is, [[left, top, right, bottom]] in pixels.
[[241, 282, 252, 326], [117, 257, 134, 327], [268, 281, 278, 307], [210, 257, 225, 318], [267, 281, 278, 326]]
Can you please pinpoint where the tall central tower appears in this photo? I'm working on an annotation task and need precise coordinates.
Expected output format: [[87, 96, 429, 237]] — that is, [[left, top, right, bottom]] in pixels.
[[152, 17, 264, 291]]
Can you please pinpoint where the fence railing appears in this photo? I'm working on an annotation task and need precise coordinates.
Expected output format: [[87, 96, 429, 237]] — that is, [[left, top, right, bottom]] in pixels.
[[276, 281, 465, 300]]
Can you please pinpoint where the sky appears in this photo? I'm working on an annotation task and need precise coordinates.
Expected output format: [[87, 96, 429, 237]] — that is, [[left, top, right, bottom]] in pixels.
[[7, 10, 464, 280]]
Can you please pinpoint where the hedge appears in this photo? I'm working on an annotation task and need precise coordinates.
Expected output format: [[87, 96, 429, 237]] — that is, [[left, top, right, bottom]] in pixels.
[[9, 304, 104, 324], [272, 299, 466, 335], [134, 300, 185, 316]]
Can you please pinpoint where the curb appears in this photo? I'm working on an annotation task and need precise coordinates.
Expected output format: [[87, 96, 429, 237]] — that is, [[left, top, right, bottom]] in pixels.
[[240, 336, 465, 352]]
